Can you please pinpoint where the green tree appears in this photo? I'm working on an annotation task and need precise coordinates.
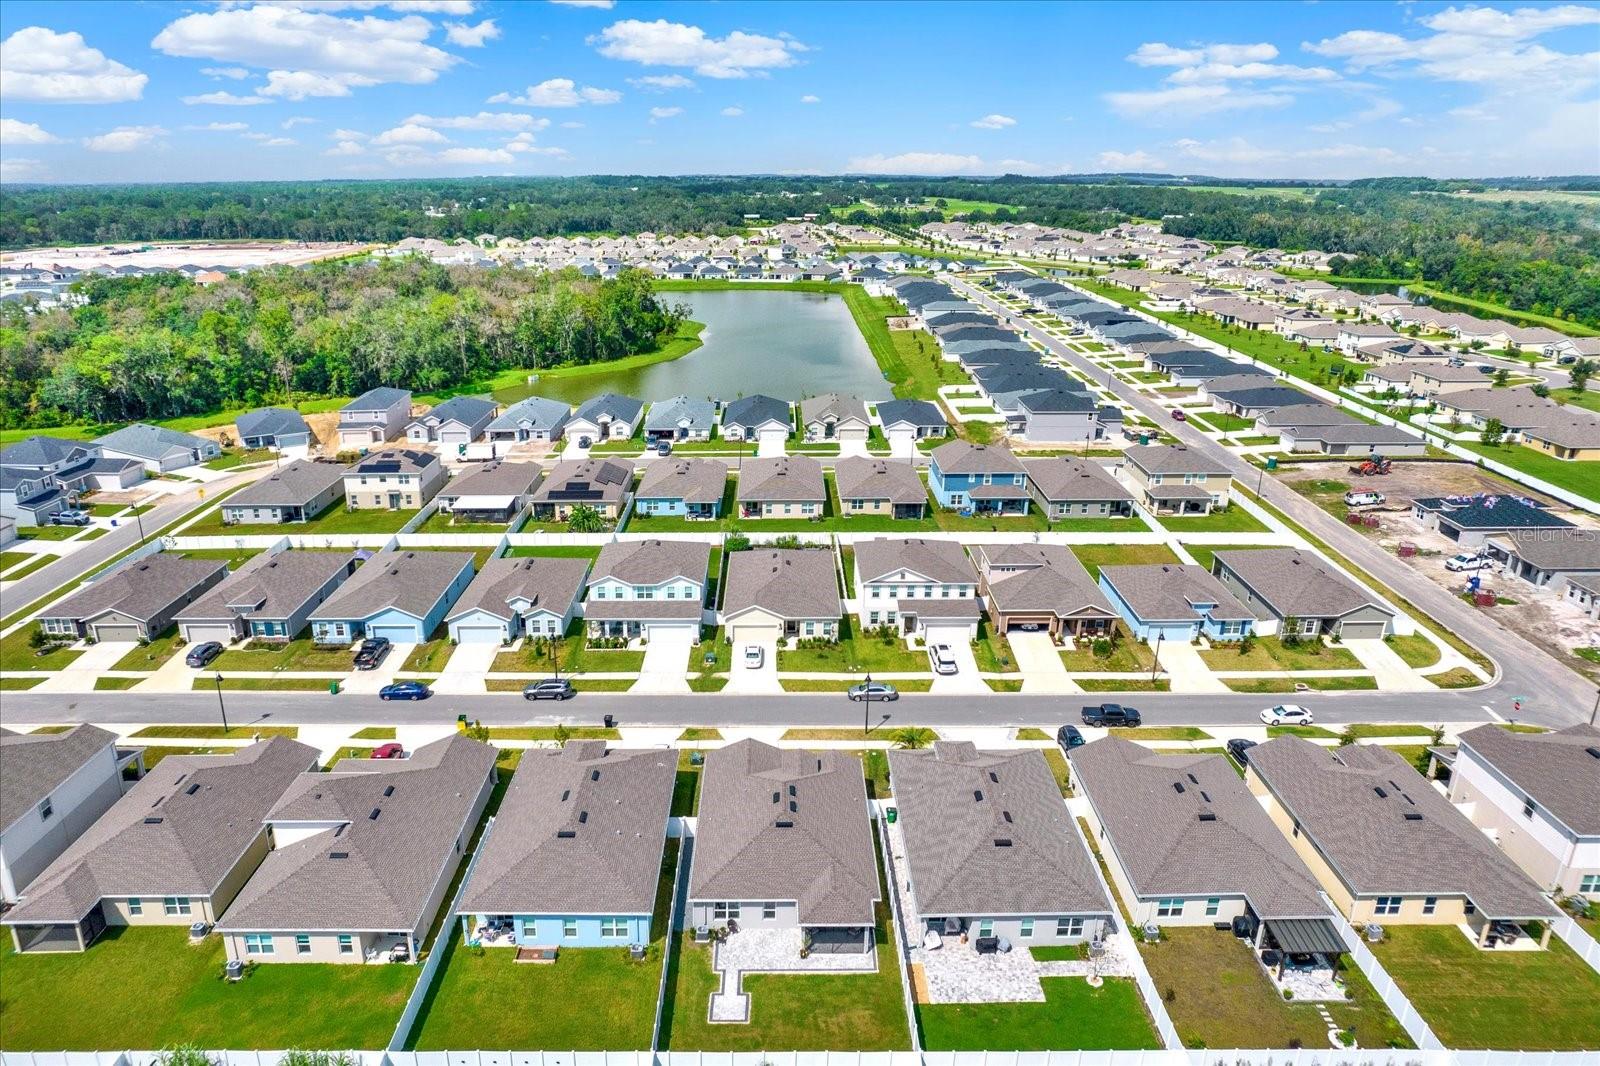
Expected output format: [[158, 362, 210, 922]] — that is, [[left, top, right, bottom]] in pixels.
[[1480, 417, 1506, 446], [566, 504, 606, 532], [1571, 358, 1596, 392]]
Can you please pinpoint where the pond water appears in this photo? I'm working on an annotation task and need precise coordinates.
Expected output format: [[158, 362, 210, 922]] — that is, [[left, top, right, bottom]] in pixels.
[[497, 289, 893, 406]]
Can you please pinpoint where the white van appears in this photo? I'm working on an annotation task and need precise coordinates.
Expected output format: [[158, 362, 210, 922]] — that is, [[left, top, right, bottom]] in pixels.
[[1344, 490, 1385, 507], [929, 643, 959, 675]]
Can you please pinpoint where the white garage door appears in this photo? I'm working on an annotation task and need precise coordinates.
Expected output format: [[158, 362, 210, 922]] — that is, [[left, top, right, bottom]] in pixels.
[[925, 621, 977, 644], [729, 621, 781, 648], [182, 623, 237, 645], [645, 621, 700, 641], [93, 623, 143, 643], [453, 624, 505, 645], [756, 427, 788, 457], [885, 428, 916, 459], [369, 623, 422, 644]]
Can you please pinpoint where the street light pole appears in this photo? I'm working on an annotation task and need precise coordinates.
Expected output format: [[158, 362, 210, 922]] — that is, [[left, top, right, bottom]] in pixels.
[[213, 672, 230, 735], [1591, 689, 1598, 727], [862, 673, 873, 736], [1149, 632, 1164, 684]]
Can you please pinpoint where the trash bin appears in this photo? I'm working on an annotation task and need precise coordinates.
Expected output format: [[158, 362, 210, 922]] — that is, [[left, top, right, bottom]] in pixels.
[[885, 807, 897, 824], [328, 680, 340, 695], [603, 713, 615, 729], [1265, 456, 1278, 471]]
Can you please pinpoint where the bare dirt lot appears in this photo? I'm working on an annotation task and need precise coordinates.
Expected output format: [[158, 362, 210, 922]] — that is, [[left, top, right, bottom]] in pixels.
[[1276, 459, 1565, 511]]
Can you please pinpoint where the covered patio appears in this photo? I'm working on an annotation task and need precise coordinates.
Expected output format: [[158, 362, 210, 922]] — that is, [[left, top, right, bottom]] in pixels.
[[1143, 482, 1216, 516], [963, 483, 1031, 516]]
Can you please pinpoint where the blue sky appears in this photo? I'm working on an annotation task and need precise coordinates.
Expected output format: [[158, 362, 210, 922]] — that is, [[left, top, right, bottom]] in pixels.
[[2, 0, 1597, 183]]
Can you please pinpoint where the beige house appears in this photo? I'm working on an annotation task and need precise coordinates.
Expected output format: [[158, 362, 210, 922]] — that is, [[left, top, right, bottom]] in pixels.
[[736, 456, 826, 520], [833, 457, 927, 519], [341, 449, 447, 511], [721, 547, 841, 647], [1121, 444, 1232, 516]]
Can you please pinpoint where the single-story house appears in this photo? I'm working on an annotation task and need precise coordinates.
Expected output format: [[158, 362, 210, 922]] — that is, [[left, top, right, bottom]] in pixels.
[[341, 449, 447, 511], [875, 399, 948, 446], [889, 742, 1114, 950], [723, 547, 842, 646], [336, 387, 412, 449], [801, 394, 871, 444], [0, 725, 125, 905], [38, 554, 229, 643], [446, 555, 589, 644], [853, 537, 981, 640], [308, 550, 476, 645], [236, 408, 312, 451], [1484, 529, 1600, 593], [405, 396, 499, 447], [635, 457, 727, 520], [1409, 364, 1492, 397], [435, 461, 543, 523], [176, 550, 358, 645], [1410, 494, 1572, 547], [456, 741, 676, 950], [688, 740, 880, 954], [1023, 457, 1133, 520], [644, 396, 716, 442], [1210, 547, 1394, 640], [220, 459, 346, 525], [1277, 422, 1427, 457], [972, 543, 1116, 638], [736, 455, 826, 520], [834, 457, 926, 520], [584, 538, 710, 641], [95, 423, 220, 473], [218, 735, 496, 965], [485, 396, 570, 445], [721, 394, 793, 443], [3, 738, 318, 954], [567, 393, 645, 444], [529, 458, 633, 523], [1098, 563, 1255, 642], [1121, 444, 1232, 516]]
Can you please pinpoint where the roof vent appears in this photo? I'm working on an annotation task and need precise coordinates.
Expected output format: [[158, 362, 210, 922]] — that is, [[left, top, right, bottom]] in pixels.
[[788, 784, 797, 797], [578, 811, 588, 824], [772, 791, 781, 804], [329, 851, 349, 859], [1186, 773, 1199, 785], [1002, 810, 1013, 823], [1586, 747, 1600, 760], [369, 808, 381, 820], [775, 819, 794, 828], [788, 800, 797, 813], [1403, 811, 1423, 821], [383, 785, 394, 797], [557, 829, 577, 838], [185, 783, 202, 796], [143, 816, 164, 824], [1173, 782, 1186, 794], [561, 789, 571, 801], [1199, 791, 1211, 803], [988, 771, 999, 784], [591, 769, 601, 781], [994, 838, 1013, 847], [1373, 787, 1388, 799], [974, 789, 984, 802], [1198, 811, 1217, 822]]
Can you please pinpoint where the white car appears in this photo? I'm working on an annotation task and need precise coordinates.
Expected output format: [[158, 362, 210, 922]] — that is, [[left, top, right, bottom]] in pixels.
[[742, 645, 764, 669], [1444, 553, 1493, 573], [1260, 704, 1314, 727], [929, 643, 958, 675]]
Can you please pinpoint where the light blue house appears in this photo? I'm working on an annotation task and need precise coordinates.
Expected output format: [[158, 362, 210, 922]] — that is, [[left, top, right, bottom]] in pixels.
[[1097, 563, 1255, 643], [456, 741, 677, 950], [306, 550, 475, 644], [926, 439, 1030, 515], [633, 458, 727, 520]]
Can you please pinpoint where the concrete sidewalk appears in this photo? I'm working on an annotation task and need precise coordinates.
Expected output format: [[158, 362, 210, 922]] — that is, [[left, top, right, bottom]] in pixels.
[[1154, 640, 1230, 694]]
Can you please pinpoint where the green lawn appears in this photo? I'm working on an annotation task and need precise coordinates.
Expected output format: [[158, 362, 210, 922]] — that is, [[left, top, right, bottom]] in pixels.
[[1454, 440, 1599, 503], [353, 726, 397, 740], [1077, 678, 1171, 692], [0, 551, 31, 573], [17, 524, 90, 542], [1371, 925, 1600, 1050], [777, 617, 928, 673], [972, 620, 1018, 673], [402, 637, 456, 673], [502, 544, 602, 560], [132, 724, 299, 739], [1199, 637, 1362, 671], [1046, 514, 1153, 533], [917, 977, 1159, 1050], [408, 839, 678, 1050], [483, 726, 621, 740], [1070, 543, 1181, 580], [182, 502, 415, 536], [1224, 676, 1377, 692], [0, 554, 60, 581], [0, 625, 83, 672], [199, 676, 341, 691], [413, 511, 513, 534], [110, 627, 188, 672], [491, 631, 645, 674], [1157, 507, 1269, 533], [0, 676, 45, 690], [0, 927, 415, 1050], [931, 502, 1050, 532], [1059, 628, 1157, 672], [1266, 724, 1340, 739], [204, 447, 275, 470], [1386, 633, 1443, 669], [1111, 725, 1208, 741], [213, 637, 356, 672], [1344, 722, 1438, 739]]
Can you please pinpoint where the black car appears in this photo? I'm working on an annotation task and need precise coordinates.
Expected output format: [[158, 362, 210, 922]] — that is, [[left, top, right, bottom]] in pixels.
[[1081, 702, 1141, 727], [1226, 738, 1258, 766], [184, 641, 223, 668], [352, 637, 391, 671], [523, 678, 576, 701], [1056, 724, 1085, 752]]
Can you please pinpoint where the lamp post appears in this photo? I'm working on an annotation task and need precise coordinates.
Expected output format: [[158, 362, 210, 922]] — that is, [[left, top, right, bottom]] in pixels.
[[212, 672, 230, 735], [1591, 689, 1599, 727], [862, 672, 873, 736], [1149, 631, 1164, 684]]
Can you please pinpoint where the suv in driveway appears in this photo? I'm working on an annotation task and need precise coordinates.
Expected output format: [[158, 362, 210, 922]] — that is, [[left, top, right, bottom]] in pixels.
[[352, 637, 391, 670], [1081, 703, 1141, 727], [928, 643, 958, 675], [48, 509, 91, 526], [184, 641, 223, 668]]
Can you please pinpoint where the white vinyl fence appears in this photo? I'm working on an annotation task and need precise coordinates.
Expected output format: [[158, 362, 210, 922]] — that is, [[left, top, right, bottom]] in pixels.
[[1551, 913, 1600, 975], [1327, 903, 1442, 1051]]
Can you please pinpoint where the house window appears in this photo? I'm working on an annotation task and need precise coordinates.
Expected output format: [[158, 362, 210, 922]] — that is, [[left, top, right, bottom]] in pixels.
[[244, 934, 274, 955], [164, 897, 192, 917], [1375, 896, 1402, 916], [763, 902, 777, 920], [870, 587, 881, 598], [1205, 898, 1220, 917], [600, 917, 628, 939], [1057, 917, 1083, 938], [868, 612, 880, 625], [1522, 799, 1536, 819], [1422, 896, 1437, 915], [1157, 899, 1184, 918], [1019, 918, 1034, 939], [128, 898, 142, 916], [713, 902, 741, 921], [562, 919, 579, 939], [977, 920, 994, 938], [1464, 900, 1476, 916], [296, 934, 312, 955], [37, 796, 53, 821], [1580, 875, 1600, 895], [338, 935, 354, 954]]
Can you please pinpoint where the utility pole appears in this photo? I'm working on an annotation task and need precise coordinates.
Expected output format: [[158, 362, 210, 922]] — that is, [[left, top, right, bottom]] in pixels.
[[213, 672, 231, 734]]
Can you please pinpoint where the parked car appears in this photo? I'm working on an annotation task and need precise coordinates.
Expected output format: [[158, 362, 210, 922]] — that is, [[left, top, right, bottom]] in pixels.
[[656, 439, 674, 456], [929, 643, 958, 675], [1081, 703, 1141, 727], [577, 435, 593, 448], [1169, 408, 1187, 422], [523, 678, 575, 701], [352, 637, 391, 670], [1444, 552, 1493, 573], [47, 509, 91, 526], [742, 644, 764, 669], [379, 680, 430, 701], [184, 641, 223, 668], [1557, 354, 1578, 366], [1343, 490, 1385, 507], [372, 742, 406, 759], [1056, 724, 1085, 752], [1226, 738, 1258, 765], [1259, 704, 1314, 726], [847, 681, 899, 702], [1475, 363, 1495, 374]]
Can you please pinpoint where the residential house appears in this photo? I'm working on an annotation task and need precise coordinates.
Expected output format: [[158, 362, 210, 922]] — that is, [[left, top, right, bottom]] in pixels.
[[688, 740, 880, 954], [1410, 494, 1572, 547], [0, 726, 124, 904], [3, 738, 318, 954], [801, 394, 871, 444], [888, 742, 1114, 949], [456, 741, 676, 949], [567, 393, 645, 444], [446, 555, 589, 644], [1121, 445, 1233, 515], [236, 408, 312, 452], [1206, 383, 1314, 420], [736, 455, 826, 520], [1, 436, 143, 526], [95, 423, 220, 473], [584, 538, 711, 640], [645, 396, 717, 442], [972, 543, 1116, 639], [176, 550, 358, 645], [1246, 737, 1559, 940], [1409, 364, 1491, 398], [853, 537, 981, 639], [340, 449, 446, 512], [308, 550, 476, 645], [220, 460, 346, 525], [1023, 457, 1134, 520], [1484, 529, 1600, 593], [1209, 547, 1395, 640], [336, 388, 412, 449], [635, 458, 727, 520], [834, 457, 927, 520], [1011, 389, 1117, 443], [1335, 323, 1402, 356], [1447, 724, 1600, 900], [485, 396, 571, 445], [927, 440, 1029, 515], [721, 395, 793, 443], [38, 554, 229, 643], [405, 396, 499, 447], [1097, 564, 1255, 642], [528, 458, 633, 523], [723, 548, 842, 647], [217, 735, 496, 964], [435, 461, 542, 524], [874, 399, 948, 448], [1072, 737, 1338, 949]]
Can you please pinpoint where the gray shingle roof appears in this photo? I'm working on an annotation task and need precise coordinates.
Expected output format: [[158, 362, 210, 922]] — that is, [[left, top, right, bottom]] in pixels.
[[930, 439, 1026, 476], [1070, 738, 1328, 919], [3, 738, 318, 924], [889, 742, 1111, 917], [95, 423, 212, 462], [488, 396, 570, 434], [1248, 737, 1557, 919], [1486, 529, 1600, 571], [1456, 723, 1600, 835], [723, 548, 841, 621], [973, 543, 1113, 618], [645, 396, 717, 435], [1017, 389, 1098, 414], [591, 538, 710, 586], [177, 550, 354, 625], [855, 537, 977, 586], [574, 392, 645, 425], [438, 461, 543, 501], [217, 735, 496, 933], [415, 395, 497, 429], [235, 407, 310, 440], [225, 459, 346, 509], [457, 741, 676, 917], [0, 435, 96, 469], [722, 394, 793, 431], [1257, 404, 1357, 429], [801, 393, 870, 427], [1023, 457, 1133, 503], [876, 399, 947, 431], [0, 725, 117, 833], [447, 555, 588, 623], [737, 455, 825, 503], [529, 458, 633, 506], [1124, 444, 1232, 477], [342, 387, 411, 412], [1099, 564, 1253, 623], [690, 740, 880, 926], [350, 449, 438, 476], [637, 458, 727, 505], [834, 457, 925, 506], [308, 550, 474, 623], [1211, 548, 1390, 621], [43, 554, 228, 625]]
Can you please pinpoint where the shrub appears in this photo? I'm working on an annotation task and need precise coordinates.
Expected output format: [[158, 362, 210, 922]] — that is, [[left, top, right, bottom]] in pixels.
[[1091, 638, 1113, 659]]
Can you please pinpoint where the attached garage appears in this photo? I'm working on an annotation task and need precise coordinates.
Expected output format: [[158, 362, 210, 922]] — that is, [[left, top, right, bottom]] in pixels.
[[181, 621, 240, 645], [728, 618, 782, 648], [645, 620, 701, 641], [1335, 619, 1389, 640], [90, 622, 143, 643], [368, 622, 423, 644], [923, 620, 978, 646], [452, 623, 506, 644], [757, 427, 788, 454]]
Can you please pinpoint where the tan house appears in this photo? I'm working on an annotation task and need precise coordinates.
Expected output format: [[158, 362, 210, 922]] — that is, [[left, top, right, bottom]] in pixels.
[[833, 457, 927, 520], [1120, 444, 1232, 516], [341, 449, 447, 511], [736, 456, 826, 520], [1408, 364, 1491, 398], [721, 548, 842, 647]]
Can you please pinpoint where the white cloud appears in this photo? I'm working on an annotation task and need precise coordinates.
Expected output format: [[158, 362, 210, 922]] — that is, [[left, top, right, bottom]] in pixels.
[[800, 94, 819, 104], [404, 111, 546, 131], [281, 116, 317, 129], [444, 19, 499, 47], [970, 113, 1016, 129], [0, 157, 47, 182], [1105, 83, 1293, 119], [325, 139, 366, 156], [184, 121, 250, 132], [332, 127, 369, 140], [506, 132, 569, 156], [844, 151, 988, 174], [628, 73, 696, 92], [1096, 149, 1165, 170], [201, 66, 250, 79], [590, 18, 805, 79], [1422, 4, 1600, 39], [1128, 41, 1278, 66], [243, 132, 297, 146], [551, 0, 615, 7], [1167, 61, 1336, 84], [489, 77, 622, 106], [373, 123, 450, 145], [560, 120, 585, 128], [182, 90, 272, 105], [0, 27, 148, 103], [436, 146, 515, 164], [1449, 104, 1500, 122], [0, 118, 61, 144], [649, 106, 683, 121], [152, 6, 459, 98], [720, 105, 744, 117], [83, 125, 166, 153]]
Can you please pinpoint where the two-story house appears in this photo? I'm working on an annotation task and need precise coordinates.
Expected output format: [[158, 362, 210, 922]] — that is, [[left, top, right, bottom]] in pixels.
[[1120, 444, 1233, 516], [0, 726, 126, 904], [341, 450, 447, 511], [926, 440, 1029, 516], [583, 539, 711, 641], [335, 388, 413, 449], [853, 537, 981, 639]]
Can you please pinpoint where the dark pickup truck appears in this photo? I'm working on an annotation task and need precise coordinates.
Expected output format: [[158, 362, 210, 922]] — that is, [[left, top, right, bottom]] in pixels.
[[1081, 703, 1141, 727]]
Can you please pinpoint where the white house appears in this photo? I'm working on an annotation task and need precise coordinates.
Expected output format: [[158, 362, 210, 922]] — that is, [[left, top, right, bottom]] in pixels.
[[0, 726, 127, 904]]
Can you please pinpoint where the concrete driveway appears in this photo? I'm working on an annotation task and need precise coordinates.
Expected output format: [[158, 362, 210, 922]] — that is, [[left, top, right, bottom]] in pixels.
[[432, 642, 500, 694], [633, 628, 694, 694], [1153, 640, 1229, 693], [33, 640, 138, 693], [723, 634, 781, 694], [340, 643, 414, 693], [1344, 638, 1431, 692], [756, 429, 788, 457], [838, 438, 870, 458], [1009, 630, 1080, 694], [926, 626, 986, 694]]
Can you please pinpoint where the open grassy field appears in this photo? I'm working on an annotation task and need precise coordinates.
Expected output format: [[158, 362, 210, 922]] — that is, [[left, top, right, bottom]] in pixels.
[[916, 976, 1159, 1050]]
